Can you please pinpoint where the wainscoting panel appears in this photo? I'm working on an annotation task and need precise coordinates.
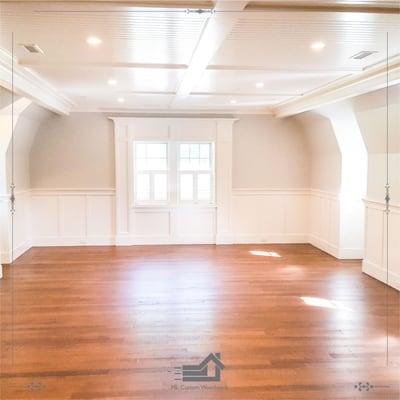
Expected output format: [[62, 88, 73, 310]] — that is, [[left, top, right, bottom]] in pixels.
[[308, 190, 340, 257], [173, 207, 216, 243], [130, 207, 216, 244], [363, 200, 400, 290], [31, 189, 115, 246], [133, 209, 170, 238], [231, 189, 309, 243], [12, 191, 32, 260], [59, 195, 86, 238]]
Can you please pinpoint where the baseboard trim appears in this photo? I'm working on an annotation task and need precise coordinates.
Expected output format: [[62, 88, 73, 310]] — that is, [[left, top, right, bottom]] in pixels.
[[308, 235, 339, 258], [116, 235, 216, 245], [32, 236, 116, 247], [233, 234, 308, 244], [0, 240, 32, 263], [362, 260, 400, 291], [338, 247, 364, 259]]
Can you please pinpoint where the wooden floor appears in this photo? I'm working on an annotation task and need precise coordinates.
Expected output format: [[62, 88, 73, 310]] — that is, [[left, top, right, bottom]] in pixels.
[[0, 244, 399, 399]]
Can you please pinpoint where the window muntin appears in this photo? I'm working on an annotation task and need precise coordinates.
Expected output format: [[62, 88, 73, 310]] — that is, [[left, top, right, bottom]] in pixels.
[[133, 141, 214, 206], [134, 142, 168, 204], [178, 143, 214, 204], [179, 143, 211, 171]]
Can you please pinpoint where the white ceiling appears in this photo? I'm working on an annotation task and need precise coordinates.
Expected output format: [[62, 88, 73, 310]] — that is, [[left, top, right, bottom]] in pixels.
[[0, 0, 399, 113]]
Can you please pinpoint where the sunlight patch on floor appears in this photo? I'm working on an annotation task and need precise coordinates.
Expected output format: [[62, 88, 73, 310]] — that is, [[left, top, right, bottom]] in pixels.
[[300, 296, 352, 312], [250, 250, 281, 258]]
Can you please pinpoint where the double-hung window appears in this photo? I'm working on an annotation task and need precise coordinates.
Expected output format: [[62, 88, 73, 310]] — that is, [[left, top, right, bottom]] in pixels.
[[178, 143, 214, 203], [133, 141, 214, 206], [134, 142, 168, 204]]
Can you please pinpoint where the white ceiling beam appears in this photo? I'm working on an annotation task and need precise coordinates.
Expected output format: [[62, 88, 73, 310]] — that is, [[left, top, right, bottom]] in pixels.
[[74, 90, 299, 97], [19, 61, 188, 70], [0, 49, 72, 115], [207, 65, 363, 74], [191, 91, 300, 97], [19, 60, 362, 75], [174, 0, 249, 98], [273, 55, 400, 118]]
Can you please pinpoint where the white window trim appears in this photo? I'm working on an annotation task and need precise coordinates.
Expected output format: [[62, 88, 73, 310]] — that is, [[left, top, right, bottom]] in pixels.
[[132, 140, 215, 207], [177, 141, 215, 205], [133, 141, 170, 206]]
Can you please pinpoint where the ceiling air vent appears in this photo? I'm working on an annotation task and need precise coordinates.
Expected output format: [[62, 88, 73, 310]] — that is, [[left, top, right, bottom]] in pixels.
[[20, 44, 44, 54], [350, 50, 378, 60]]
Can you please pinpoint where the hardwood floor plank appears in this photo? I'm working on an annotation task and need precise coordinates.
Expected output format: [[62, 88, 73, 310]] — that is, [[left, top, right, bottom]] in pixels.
[[1, 244, 399, 399]]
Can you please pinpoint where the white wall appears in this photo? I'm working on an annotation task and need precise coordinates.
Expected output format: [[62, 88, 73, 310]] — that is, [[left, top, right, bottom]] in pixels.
[[28, 112, 116, 246], [112, 117, 233, 245], [294, 112, 342, 256], [353, 85, 400, 289], [27, 113, 311, 247], [0, 101, 49, 265], [231, 115, 310, 243]]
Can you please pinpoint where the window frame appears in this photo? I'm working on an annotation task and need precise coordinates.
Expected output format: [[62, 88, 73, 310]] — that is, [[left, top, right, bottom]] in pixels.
[[132, 140, 215, 207], [177, 141, 215, 205], [133, 141, 170, 206]]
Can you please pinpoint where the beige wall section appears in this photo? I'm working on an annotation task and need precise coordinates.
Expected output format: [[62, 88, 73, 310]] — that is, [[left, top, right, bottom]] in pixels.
[[30, 113, 308, 190], [353, 84, 400, 203], [30, 112, 115, 189], [232, 115, 309, 189], [6, 103, 51, 191], [294, 112, 341, 194]]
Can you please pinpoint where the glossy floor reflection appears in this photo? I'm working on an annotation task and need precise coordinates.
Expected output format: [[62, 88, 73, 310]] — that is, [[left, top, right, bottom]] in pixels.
[[0, 244, 399, 399]]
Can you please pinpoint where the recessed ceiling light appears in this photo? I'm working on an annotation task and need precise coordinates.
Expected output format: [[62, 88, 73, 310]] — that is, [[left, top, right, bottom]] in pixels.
[[87, 36, 102, 46], [108, 79, 117, 85], [230, 99, 237, 105], [117, 97, 125, 103], [310, 41, 325, 51], [255, 82, 264, 88]]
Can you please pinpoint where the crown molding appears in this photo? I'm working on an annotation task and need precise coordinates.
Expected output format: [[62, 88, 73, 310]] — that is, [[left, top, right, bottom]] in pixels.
[[245, 1, 400, 14], [73, 107, 274, 115], [0, 48, 72, 115], [273, 55, 400, 118]]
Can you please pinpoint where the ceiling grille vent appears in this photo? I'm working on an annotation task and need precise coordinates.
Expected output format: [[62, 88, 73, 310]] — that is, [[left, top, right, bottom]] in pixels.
[[20, 44, 44, 54], [350, 50, 378, 60]]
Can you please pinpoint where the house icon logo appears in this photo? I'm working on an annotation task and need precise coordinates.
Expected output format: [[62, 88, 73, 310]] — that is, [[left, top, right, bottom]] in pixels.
[[173, 353, 225, 382]]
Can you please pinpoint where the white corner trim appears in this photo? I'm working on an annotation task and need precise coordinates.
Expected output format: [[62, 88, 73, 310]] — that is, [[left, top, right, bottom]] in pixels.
[[0, 240, 32, 264], [308, 234, 339, 258], [0, 48, 72, 115], [363, 259, 400, 291], [273, 55, 400, 117]]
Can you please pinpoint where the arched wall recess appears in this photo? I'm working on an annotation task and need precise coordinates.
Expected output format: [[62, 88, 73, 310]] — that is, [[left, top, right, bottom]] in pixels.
[[0, 97, 32, 276]]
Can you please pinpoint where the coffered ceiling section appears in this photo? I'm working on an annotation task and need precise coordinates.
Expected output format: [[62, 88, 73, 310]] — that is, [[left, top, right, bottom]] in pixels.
[[0, 1, 399, 114]]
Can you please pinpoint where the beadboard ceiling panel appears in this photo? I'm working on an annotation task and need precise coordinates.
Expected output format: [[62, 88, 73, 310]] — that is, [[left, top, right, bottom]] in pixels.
[[0, 1, 398, 113], [212, 11, 400, 70], [0, 3, 207, 65]]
